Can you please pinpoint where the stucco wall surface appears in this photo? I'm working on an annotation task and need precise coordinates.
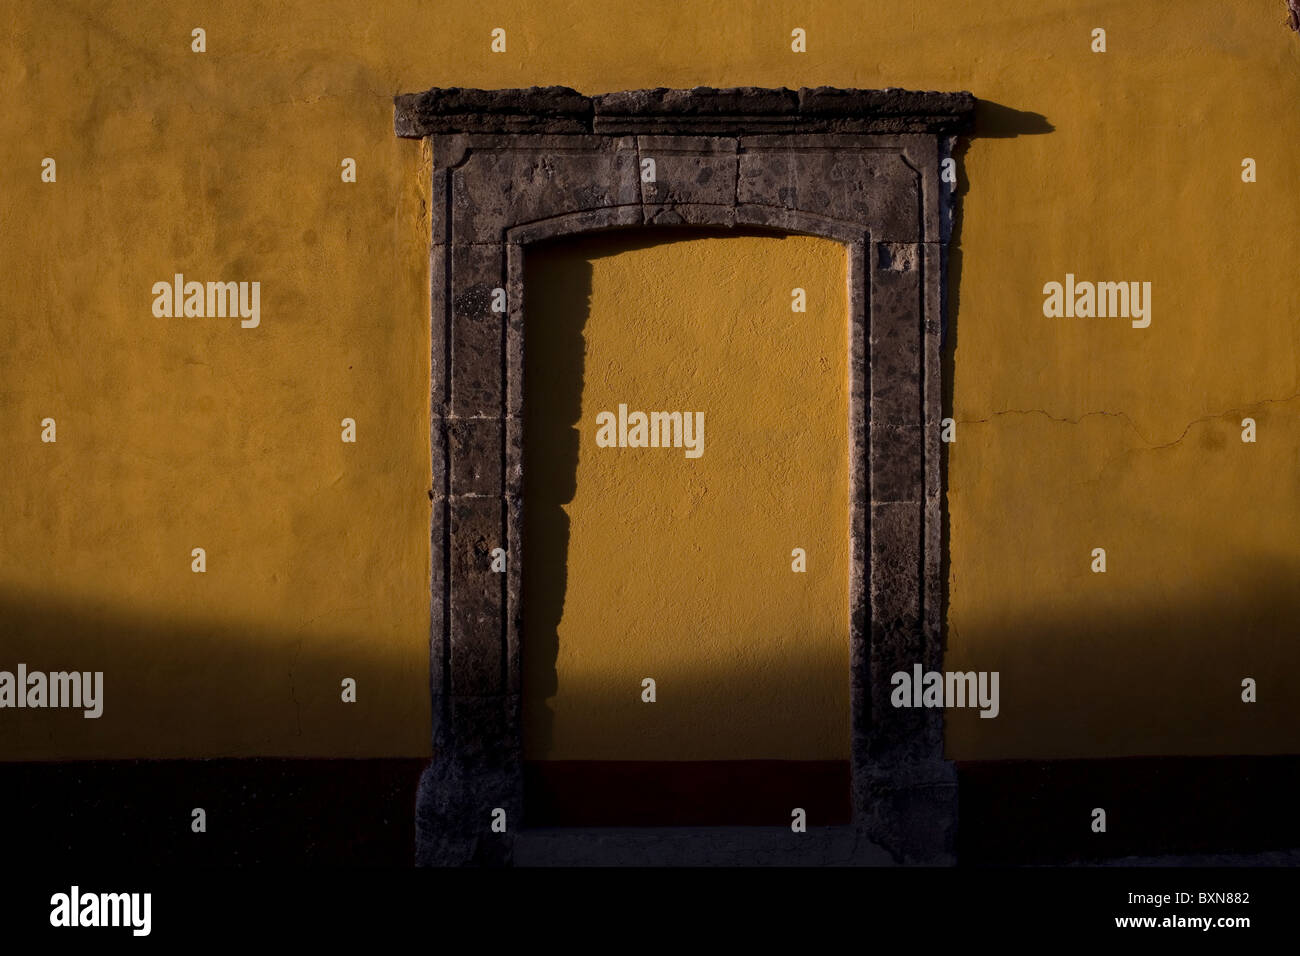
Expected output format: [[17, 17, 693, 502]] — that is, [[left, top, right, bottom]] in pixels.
[[0, 1, 1296, 759]]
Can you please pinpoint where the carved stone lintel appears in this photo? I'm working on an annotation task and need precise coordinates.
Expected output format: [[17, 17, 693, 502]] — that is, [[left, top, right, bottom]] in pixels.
[[396, 85, 975, 138]]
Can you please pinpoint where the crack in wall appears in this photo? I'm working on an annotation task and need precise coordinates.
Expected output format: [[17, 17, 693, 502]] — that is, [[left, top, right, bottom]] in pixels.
[[956, 389, 1300, 450]]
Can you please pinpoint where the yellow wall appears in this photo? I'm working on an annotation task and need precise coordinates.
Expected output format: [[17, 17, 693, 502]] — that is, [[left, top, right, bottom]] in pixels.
[[1, 1, 1297, 760], [522, 232, 848, 761]]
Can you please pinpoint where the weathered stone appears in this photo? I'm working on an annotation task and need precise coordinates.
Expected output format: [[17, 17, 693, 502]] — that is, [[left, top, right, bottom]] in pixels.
[[737, 149, 920, 241], [416, 693, 522, 867], [504, 415, 523, 498], [894, 135, 942, 242], [396, 86, 592, 137], [643, 203, 737, 228], [451, 144, 640, 243], [869, 501, 924, 685], [428, 494, 447, 733], [799, 86, 975, 135], [732, 203, 865, 243], [448, 419, 502, 497], [636, 135, 738, 214], [847, 237, 871, 722], [448, 497, 505, 697], [598, 86, 800, 124], [397, 84, 977, 867], [430, 242, 450, 417], [870, 424, 923, 503], [506, 204, 643, 244], [504, 493, 523, 698], [921, 241, 944, 421], [860, 760, 958, 864], [449, 243, 506, 416], [870, 241, 924, 427], [923, 490, 943, 650], [397, 86, 975, 139], [504, 244, 526, 421], [446, 694, 518, 772]]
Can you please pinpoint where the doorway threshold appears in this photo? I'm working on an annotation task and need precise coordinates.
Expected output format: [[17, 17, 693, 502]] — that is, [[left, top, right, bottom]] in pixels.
[[513, 825, 897, 866]]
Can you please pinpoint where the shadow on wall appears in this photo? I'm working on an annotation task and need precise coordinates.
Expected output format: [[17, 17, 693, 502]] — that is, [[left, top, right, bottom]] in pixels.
[[939, 99, 1053, 738], [519, 237, 588, 760], [969, 101, 1054, 138], [0, 589, 428, 863], [0, 560, 1296, 861], [939, 103, 1300, 757], [520, 225, 819, 760], [939, 95, 1056, 424], [0, 588, 429, 757], [943, 556, 1300, 759], [941, 96, 1053, 399]]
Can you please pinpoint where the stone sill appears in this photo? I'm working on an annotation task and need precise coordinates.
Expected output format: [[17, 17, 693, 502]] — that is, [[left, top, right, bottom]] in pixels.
[[513, 826, 903, 866]]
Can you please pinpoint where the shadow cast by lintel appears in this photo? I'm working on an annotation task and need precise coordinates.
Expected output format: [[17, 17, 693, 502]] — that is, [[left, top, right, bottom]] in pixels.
[[938, 98, 1052, 693]]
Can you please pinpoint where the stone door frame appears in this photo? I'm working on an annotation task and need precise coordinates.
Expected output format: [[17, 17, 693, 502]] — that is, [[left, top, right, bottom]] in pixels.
[[394, 86, 974, 865]]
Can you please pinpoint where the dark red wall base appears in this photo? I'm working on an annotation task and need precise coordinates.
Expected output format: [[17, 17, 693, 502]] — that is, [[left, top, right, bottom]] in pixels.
[[524, 760, 852, 827]]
